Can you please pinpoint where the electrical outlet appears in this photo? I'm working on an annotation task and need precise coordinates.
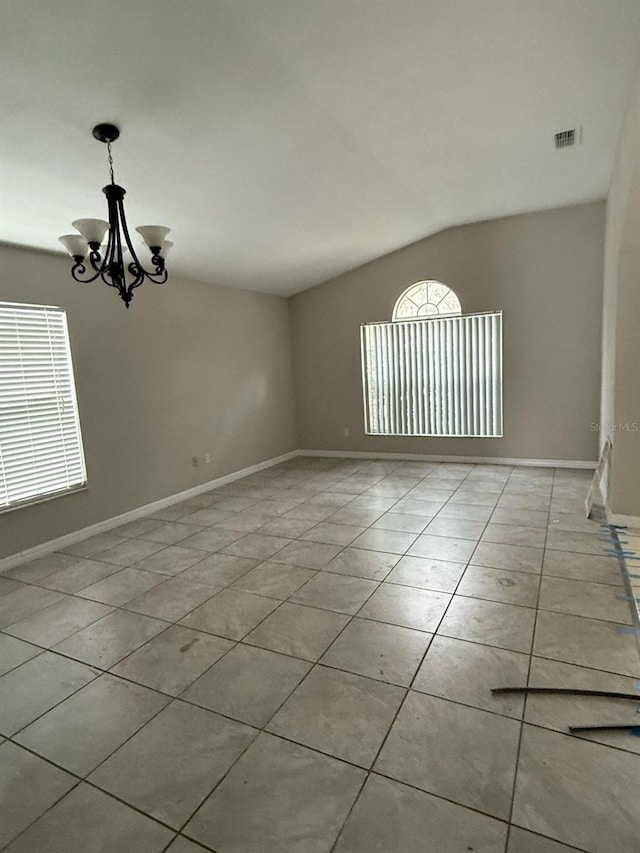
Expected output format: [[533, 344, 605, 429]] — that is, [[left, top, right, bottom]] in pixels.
[[343, 427, 350, 437], [191, 456, 199, 467], [204, 452, 211, 464]]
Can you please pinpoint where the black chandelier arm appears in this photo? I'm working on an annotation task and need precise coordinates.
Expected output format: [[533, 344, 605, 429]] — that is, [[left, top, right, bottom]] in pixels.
[[70, 253, 107, 284], [117, 198, 149, 271], [95, 262, 139, 309], [100, 275, 127, 294], [69, 248, 167, 301], [121, 262, 147, 309], [123, 254, 167, 284], [88, 247, 106, 273], [146, 257, 169, 284], [126, 261, 146, 290], [112, 198, 167, 284]]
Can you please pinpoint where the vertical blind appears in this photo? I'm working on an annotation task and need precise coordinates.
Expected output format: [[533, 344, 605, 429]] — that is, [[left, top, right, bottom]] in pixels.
[[361, 311, 503, 437], [0, 302, 87, 510]]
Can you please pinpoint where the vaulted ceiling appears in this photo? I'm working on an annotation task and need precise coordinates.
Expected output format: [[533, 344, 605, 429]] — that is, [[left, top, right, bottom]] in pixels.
[[1, 0, 639, 295]]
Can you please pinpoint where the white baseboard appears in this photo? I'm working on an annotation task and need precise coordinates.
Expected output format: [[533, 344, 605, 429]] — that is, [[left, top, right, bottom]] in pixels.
[[0, 450, 298, 573], [298, 449, 597, 469]]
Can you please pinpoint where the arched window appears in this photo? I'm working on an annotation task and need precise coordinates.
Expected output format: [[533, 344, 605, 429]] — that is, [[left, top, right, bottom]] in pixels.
[[361, 281, 503, 438], [392, 280, 462, 321]]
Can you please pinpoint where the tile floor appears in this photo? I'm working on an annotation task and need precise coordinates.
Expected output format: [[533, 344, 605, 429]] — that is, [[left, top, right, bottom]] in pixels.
[[1, 456, 639, 853]]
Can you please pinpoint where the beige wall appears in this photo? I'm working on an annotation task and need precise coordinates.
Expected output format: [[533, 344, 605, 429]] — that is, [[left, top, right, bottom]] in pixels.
[[601, 64, 640, 518], [0, 198, 613, 560], [290, 202, 604, 463], [0, 244, 296, 559]]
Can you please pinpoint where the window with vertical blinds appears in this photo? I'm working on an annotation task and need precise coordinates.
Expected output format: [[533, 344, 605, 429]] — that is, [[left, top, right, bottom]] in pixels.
[[361, 310, 503, 438], [0, 302, 87, 511]]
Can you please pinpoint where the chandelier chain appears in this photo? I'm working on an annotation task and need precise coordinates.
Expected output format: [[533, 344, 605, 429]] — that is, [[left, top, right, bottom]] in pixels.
[[106, 141, 115, 184]]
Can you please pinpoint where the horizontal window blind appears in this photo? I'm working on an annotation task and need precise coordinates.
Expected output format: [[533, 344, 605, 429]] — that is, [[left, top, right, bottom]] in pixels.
[[361, 311, 503, 438], [0, 302, 87, 511]]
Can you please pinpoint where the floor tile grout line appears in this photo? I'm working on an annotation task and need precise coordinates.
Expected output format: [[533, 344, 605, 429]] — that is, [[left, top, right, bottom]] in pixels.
[[174, 666, 362, 843], [1, 581, 260, 742], [0, 460, 622, 853], [369, 767, 594, 853], [163, 469, 423, 843], [404, 468, 515, 705], [4, 656, 255, 744], [0, 732, 219, 853], [164, 508, 402, 691], [3, 463, 317, 582], [2, 480, 597, 590], [154, 461, 475, 850], [3, 578, 637, 693], [144, 464, 429, 843], [501, 465, 555, 852], [7, 541, 630, 643], [0, 488, 330, 850], [82, 692, 258, 842], [3, 494, 356, 660], [159, 834, 218, 853], [9, 615, 639, 741], [0, 774, 85, 853], [2, 567, 272, 853], [10, 661, 176, 763], [3, 589, 637, 687], [9, 629, 638, 753], [0, 641, 48, 679], [327, 465, 504, 853], [1, 661, 106, 741], [1, 707, 625, 852], [6, 461, 433, 582], [0, 462, 557, 566], [326, 772, 370, 853]]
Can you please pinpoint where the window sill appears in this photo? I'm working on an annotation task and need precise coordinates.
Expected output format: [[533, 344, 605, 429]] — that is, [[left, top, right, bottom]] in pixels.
[[364, 431, 504, 438]]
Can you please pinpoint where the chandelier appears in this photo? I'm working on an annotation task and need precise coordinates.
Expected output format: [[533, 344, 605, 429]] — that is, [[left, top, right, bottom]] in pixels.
[[59, 123, 172, 309]]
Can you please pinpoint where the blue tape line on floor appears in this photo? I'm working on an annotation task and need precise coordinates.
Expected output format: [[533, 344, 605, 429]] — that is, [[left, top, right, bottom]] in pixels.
[[616, 625, 640, 634], [617, 595, 640, 602]]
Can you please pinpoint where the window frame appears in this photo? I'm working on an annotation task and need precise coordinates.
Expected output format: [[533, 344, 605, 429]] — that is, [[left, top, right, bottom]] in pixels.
[[360, 304, 504, 439], [392, 280, 462, 321], [0, 301, 88, 514]]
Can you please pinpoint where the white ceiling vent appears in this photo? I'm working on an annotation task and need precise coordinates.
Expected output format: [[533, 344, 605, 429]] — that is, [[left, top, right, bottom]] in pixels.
[[554, 127, 581, 149]]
